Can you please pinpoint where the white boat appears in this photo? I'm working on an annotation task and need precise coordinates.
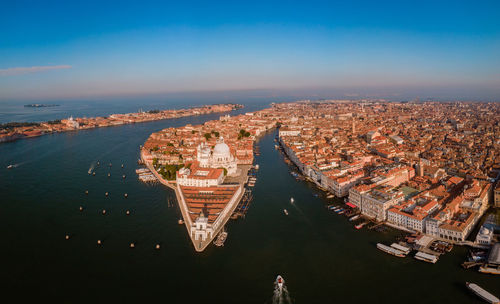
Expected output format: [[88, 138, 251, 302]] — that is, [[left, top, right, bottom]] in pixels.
[[349, 215, 360, 221], [414, 251, 438, 264], [276, 275, 284, 293], [326, 194, 334, 199], [390, 243, 411, 255], [283, 209, 289, 216], [466, 282, 500, 304], [7, 164, 14, 169], [213, 230, 228, 247], [290, 197, 294, 203], [377, 243, 406, 258]]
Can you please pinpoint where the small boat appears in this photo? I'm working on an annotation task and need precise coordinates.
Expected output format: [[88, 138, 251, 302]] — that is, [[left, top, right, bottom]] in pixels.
[[466, 282, 500, 304], [290, 197, 294, 203], [178, 219, 184, 225], [87, 168, 92, 174], [355, 222, 367, 230], [276, 275, 284, 293], [7, 164, 14, 169], [349, 215, 360, 221], [283, 209, 289, 216], [338, 210, 346, 215], [479, 264, 500, 275], [326, 194, 334, 199], [214, 230, 228, 247]]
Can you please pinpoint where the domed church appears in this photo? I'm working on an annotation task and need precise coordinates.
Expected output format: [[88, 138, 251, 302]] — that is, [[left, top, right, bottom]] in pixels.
[[197, 137, 238, 176]]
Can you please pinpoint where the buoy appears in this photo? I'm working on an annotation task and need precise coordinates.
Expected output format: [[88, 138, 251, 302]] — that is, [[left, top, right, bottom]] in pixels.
[[124, 193, 128, 198], [85, 190, 89, 195], [155, 244, 160, 250], [97, 239, 102, 245], [65, 234, 70, 240], [79, 206, 83, 211], [102, 209, 106, 215], [122, 174, 126, 179], [126, 210, 130, 215], [130, 243, 135, 248], [105, 192, 109, 196]]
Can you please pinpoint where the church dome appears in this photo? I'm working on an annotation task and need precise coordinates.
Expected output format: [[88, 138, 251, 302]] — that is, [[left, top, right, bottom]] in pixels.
[[213, 137, 230, 156]]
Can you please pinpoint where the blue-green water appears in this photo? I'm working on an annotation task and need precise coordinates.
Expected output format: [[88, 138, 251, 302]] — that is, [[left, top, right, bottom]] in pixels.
[[0, 103, 499, 303]]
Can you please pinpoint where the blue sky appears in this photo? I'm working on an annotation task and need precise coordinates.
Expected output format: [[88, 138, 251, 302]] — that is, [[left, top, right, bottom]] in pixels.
[[1, 0, 499, 101]]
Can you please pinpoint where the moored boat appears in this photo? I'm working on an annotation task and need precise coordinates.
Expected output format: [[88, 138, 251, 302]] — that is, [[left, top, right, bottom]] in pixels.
[[479, 264, 500, 275], [283, 209, 289, 216], [414, 251, 438, 264], [377, 243, 406, 257], [390, 243, 411, 255], [466, 282, 500, 304], [355, 222, 368, 230], [349, 215, 360, 221]]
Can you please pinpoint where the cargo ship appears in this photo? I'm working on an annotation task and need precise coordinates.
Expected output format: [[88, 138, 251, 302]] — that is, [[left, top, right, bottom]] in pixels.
[[466, 282, 500, 304]]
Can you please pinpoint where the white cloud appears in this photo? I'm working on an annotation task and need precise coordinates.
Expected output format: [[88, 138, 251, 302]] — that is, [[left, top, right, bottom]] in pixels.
[[0, 65, 72, 76]]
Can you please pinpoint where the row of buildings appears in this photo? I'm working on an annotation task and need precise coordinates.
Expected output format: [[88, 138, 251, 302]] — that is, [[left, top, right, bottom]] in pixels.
[[0, 104, 241, 143], [276, 100, 500, 244]]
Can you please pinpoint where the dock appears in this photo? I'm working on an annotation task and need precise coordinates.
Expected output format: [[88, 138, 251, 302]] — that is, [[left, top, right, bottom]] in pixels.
[[231, 189, 253, 219]]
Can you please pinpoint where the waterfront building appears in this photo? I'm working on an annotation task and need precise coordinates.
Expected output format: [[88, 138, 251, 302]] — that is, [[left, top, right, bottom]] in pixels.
[[176, 163, 224, 187], [387, 197, 440, 232], [360, 185, 405, 221]]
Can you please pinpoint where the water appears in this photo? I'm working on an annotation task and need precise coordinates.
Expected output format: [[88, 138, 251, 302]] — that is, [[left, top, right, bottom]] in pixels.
[[0, 103, 499, 303]]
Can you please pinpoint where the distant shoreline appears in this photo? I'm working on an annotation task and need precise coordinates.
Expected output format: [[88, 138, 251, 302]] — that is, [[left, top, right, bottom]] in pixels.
[[24, 104, 60, 108], [0, 103, 242, 144]]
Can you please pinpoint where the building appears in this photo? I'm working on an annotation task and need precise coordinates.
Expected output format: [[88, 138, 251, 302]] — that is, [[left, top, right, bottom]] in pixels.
[[197, 137, 238, 176], [360, 185, 405, 221], [176, 163, 224, 187], [387, 197, 440, 232]]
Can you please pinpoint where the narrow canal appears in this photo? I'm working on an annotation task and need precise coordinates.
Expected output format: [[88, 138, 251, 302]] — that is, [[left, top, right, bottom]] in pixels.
[[0, 113, 498, 303]]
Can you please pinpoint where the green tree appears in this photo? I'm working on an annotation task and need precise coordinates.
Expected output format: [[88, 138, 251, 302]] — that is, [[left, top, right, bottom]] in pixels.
[[204, 133, 211, 140]]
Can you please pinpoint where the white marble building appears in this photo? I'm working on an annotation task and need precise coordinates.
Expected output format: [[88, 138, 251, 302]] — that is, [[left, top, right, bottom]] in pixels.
[[197, 137, 237, 176]]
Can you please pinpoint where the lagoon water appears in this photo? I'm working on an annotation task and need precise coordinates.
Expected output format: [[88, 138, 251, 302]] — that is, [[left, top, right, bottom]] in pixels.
[[0, 100, 499, 303]]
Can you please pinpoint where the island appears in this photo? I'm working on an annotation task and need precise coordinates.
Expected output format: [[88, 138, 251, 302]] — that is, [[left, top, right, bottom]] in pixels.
[[0, 104, 242, 143], [24, 104, 60, 108]]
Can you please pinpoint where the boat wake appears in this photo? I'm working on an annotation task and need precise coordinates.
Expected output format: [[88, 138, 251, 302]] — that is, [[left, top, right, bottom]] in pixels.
[[272, 277, 292, 304]]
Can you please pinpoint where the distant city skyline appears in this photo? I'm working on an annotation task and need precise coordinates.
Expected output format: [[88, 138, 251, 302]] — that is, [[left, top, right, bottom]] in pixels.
[[1, 0, 499, 101]]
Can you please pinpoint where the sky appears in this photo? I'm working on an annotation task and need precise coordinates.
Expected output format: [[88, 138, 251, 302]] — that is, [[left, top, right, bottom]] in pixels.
[[1, 0, 499, 101]]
